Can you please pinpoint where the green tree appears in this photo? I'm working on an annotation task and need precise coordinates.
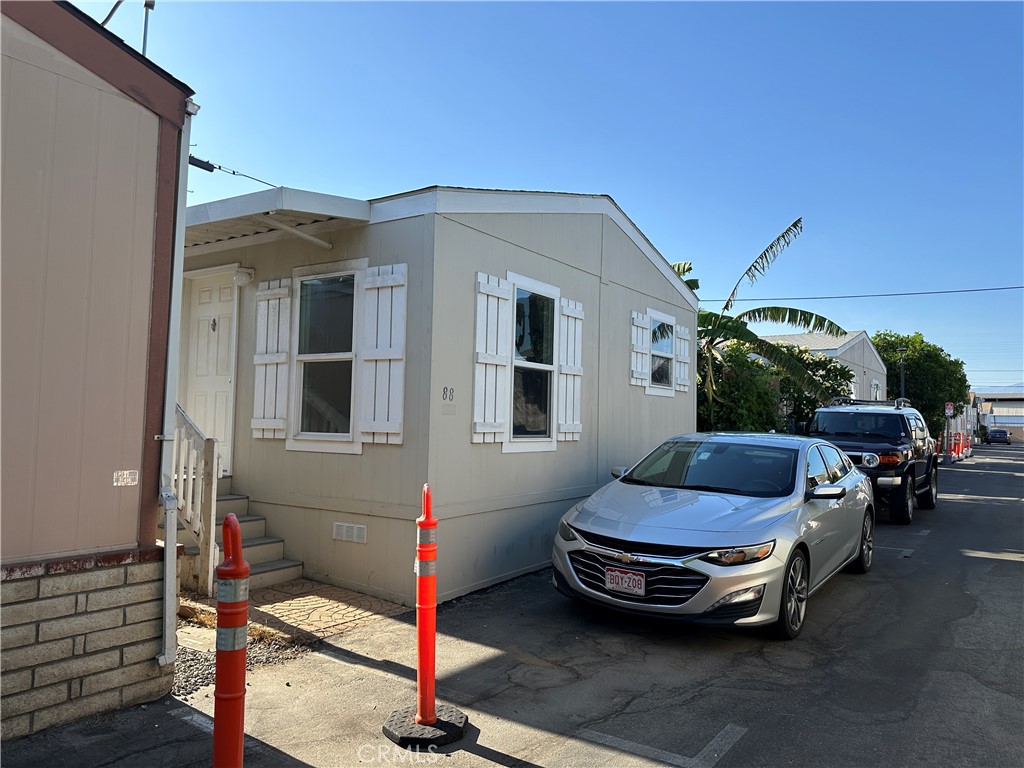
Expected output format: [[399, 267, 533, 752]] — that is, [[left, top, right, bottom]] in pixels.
[[697, 343, 781, 432], [773, 345, 855, 428], [871, 330, 970, 437], [674, 219, 847, 428]]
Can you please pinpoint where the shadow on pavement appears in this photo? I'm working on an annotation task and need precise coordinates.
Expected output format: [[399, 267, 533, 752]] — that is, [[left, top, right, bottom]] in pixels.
[[0, 697, 312, 768]]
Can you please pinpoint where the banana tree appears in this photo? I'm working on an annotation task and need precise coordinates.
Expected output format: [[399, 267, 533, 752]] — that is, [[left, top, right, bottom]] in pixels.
[[675, 218, 847, 426]]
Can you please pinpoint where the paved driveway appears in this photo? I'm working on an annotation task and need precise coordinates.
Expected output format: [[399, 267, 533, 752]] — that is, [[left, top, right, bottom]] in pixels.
[[5, 445, 1022, 767]]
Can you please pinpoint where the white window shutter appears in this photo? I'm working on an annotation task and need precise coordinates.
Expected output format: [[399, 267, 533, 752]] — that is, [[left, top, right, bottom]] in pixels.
[[252, 279, 291, 439], [472, 272, 513, 443], [358, 264, 407, 445], [674, 324, 691, 392], [557, 298, 584, 441], [630, 311, 651, 387]]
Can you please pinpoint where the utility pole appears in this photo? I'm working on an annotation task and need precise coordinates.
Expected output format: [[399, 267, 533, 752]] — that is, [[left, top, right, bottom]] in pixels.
[[897, 347, 908, 399]]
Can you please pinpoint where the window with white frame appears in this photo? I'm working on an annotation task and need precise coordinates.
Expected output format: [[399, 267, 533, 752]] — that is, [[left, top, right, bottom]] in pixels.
[[630, 308, 691, 396], [513, 286, 555, 438], [649, 315, 674, 389], [251, 259, 407, 455], [472, 271, 583, 452], [296, 273, 355, 436]]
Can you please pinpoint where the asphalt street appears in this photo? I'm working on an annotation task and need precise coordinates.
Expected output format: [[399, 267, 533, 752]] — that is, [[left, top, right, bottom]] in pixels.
[[4, 443, 1022, 767]]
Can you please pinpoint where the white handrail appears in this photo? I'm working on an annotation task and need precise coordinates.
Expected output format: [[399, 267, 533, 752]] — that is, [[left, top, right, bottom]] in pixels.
[[174, 405, 219, 596]]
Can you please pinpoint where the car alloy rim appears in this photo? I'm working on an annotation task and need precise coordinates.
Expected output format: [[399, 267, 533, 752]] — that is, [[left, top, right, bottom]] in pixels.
[[786, 557, 808, 631], [862, 516, 873, 567]]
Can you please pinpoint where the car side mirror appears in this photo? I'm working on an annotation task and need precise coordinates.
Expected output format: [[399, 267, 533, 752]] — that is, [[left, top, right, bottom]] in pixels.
[[807, 484, 847, 501], [611, 466, 626, 479]]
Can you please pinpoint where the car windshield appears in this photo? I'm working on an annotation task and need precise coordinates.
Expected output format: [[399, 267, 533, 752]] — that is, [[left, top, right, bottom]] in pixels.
[[622, 439, 798, 498], [809, 412, 905, 439]]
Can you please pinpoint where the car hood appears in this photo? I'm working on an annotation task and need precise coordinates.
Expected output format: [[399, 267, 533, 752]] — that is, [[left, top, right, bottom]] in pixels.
[[570, 481, 795, 538], [811, 435, 903, 453]]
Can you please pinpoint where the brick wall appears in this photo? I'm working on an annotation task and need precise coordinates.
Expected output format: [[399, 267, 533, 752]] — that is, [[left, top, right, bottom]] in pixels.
[[0, 548, 175, 740]]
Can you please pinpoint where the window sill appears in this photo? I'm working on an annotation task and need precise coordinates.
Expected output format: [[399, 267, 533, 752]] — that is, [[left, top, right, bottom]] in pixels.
[[501, 439, 557, 454], [286, 435, 363, 455]]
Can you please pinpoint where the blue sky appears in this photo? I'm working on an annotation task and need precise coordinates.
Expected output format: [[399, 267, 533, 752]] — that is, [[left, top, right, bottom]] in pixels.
[[80, 1, 1023, 389]]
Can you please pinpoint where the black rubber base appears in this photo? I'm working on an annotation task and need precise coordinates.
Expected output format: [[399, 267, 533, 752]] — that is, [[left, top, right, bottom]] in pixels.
[[382, 704, 469, 749]]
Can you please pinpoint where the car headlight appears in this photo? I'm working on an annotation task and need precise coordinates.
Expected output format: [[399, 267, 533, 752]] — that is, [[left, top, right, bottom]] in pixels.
[[699, 541, 775, 566], [861, 453, 880, 468], [557, 519, 578, 542]]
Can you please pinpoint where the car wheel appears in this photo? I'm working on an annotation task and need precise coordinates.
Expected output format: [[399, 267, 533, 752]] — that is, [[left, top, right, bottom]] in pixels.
[[849, 511, 873, 574], [916, 466, 938, 510], [889, 475, 914, 525], [774, 550, 809, 640]]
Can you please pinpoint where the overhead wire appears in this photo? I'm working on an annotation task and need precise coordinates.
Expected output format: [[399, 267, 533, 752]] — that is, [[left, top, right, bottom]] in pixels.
[[702, 285, 1024, 303]]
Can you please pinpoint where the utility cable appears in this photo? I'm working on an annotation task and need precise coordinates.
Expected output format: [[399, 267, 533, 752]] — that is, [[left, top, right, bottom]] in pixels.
[[702, 285, 1024, 303], [188, 155, 276, 189]]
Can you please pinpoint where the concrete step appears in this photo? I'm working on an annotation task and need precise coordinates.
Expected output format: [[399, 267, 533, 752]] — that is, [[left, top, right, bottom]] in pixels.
[[246, 559, 303, 590], [217, 475, 233, 497], [216, 494, 249, 520], [214, 514, 266, 543], [235, 536, 285, 565]]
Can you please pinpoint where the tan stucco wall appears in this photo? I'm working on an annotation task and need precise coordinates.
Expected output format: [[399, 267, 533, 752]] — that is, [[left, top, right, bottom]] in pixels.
[[1, 18, 159, 560]]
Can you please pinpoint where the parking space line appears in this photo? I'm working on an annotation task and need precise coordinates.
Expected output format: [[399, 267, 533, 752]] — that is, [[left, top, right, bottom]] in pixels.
[[578, 724, 747, 768], [170, 708, 215, 734]]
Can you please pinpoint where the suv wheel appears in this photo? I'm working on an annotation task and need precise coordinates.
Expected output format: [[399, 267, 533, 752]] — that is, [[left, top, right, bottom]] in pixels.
[[916, 466, 938, 510], [890, 476, 914, 525]]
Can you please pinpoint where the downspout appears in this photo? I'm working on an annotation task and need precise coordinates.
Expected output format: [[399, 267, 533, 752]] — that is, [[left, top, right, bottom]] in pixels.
[[157, 98, 199, 667]]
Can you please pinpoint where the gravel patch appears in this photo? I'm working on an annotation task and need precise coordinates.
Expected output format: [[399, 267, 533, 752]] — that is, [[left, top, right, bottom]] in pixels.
[[173, 631, 316, 700]]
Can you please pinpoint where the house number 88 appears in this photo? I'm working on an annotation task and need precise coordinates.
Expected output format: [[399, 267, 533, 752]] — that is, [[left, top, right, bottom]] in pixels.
[[442, 387, 455, 402]]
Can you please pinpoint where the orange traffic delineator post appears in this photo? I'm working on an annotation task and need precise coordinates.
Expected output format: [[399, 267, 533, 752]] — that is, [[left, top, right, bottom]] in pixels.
[[382, 484, 468, 750], [213, 513, 250, 768]]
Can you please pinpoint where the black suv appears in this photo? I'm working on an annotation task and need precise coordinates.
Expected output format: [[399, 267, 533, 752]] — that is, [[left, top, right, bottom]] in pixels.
[[808, 398, 938, 524]]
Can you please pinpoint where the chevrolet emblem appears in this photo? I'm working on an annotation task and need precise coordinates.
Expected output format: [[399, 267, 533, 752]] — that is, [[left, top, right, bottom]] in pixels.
[[615, 553, 638, 564]]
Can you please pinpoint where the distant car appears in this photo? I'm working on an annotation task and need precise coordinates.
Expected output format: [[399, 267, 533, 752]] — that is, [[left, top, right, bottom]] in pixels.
[[551, 433, 875, 640], [986, 429, 1011, 445]]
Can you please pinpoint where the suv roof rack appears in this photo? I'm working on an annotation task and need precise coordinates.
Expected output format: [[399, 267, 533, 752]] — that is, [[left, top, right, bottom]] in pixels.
[[828, 397, 913, 409]]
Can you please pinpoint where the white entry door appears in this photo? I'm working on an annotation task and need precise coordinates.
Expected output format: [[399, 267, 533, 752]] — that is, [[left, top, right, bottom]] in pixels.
[[186, 273, 236, 474]]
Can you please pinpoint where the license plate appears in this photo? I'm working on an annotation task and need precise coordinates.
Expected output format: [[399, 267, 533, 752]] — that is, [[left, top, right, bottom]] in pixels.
[[605, 567, 645, 596]]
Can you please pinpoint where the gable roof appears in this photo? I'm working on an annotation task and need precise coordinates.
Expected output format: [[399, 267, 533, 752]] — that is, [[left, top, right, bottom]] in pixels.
[[760, 331, 887, 373], [759, 331, 862, 352], [186, 185, 698, 309]]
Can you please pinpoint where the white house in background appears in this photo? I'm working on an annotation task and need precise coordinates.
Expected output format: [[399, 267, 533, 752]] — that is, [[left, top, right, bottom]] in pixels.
[[179, 186, 698, 604], [760, 331, 887, 401], [975, 385, 1024, 441]]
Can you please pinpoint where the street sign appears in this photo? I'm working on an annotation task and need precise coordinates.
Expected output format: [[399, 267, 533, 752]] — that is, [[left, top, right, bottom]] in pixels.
[[945, 402, 954, 417]]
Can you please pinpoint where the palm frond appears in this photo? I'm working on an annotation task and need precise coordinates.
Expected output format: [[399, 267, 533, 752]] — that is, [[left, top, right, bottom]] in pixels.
[[721, 218, 803, 314], [671, 261, 700, 291], [736, 306, 846, 336]]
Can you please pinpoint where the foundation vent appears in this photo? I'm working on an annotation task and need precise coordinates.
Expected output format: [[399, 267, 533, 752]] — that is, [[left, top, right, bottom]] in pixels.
[[333, 523, 367, 544]]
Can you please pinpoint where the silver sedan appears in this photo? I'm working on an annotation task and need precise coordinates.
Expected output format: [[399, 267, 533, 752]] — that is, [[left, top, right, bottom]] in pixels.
[[551, 433, 875, 639]]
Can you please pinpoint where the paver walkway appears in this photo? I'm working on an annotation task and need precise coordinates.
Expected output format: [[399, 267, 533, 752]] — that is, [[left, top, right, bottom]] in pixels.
[[182, 578, 410, 641]]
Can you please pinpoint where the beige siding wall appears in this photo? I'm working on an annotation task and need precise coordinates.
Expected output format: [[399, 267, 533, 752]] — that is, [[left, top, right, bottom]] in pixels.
[[186, 208, 695, 603], [838, 337, 887, 400], [426, 212, 696, 600], [184, 217, 435, 601], [1, 20, 159, 560]]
